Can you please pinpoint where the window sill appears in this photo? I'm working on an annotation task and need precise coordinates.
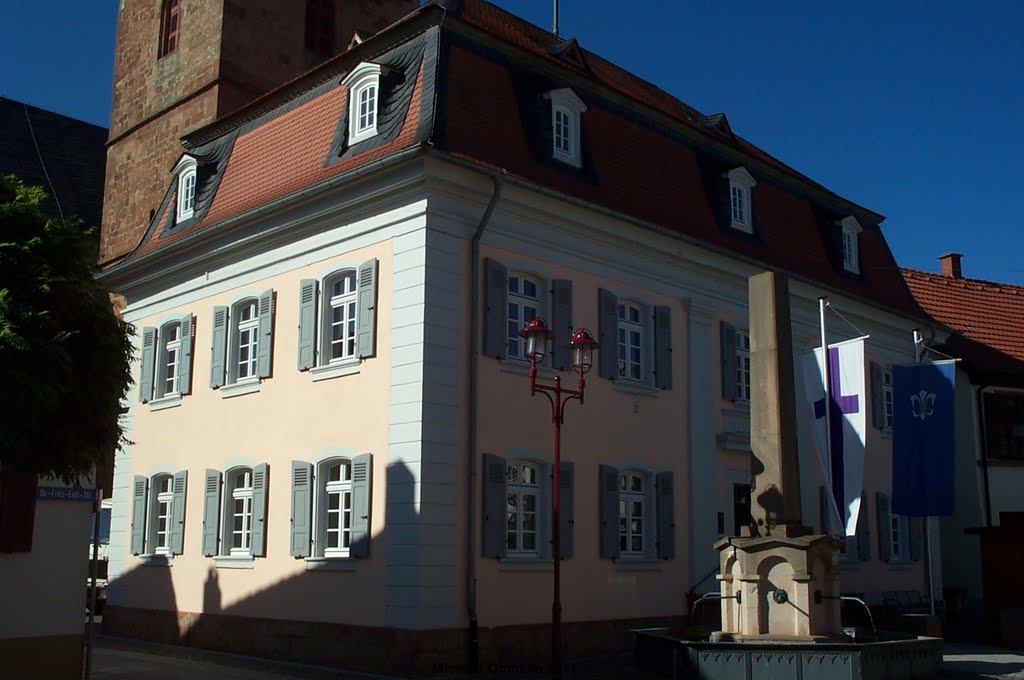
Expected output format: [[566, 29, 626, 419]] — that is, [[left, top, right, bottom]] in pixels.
[[886, 561, 915, 571], [137, 554, 172, 567], [148, 394, 182, 411], [213, 555, 255, 569], [220, 379, 261, 399], [499, 558, 553, 572], [304, 557, 357, 572], [310, 361, 361, 382], [349, 128, 379, 146], [614, 559, 663, 572], [499, 359, 557, 378], [611, 380, 661, 397], [730, 219, 753, 234]]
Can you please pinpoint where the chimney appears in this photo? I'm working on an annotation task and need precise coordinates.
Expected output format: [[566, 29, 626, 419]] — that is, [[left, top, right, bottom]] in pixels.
[[939, 253, 963, 278]]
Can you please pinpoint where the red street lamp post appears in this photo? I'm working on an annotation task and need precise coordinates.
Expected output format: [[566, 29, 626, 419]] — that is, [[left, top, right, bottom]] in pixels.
[[518, 317, 598, 680]]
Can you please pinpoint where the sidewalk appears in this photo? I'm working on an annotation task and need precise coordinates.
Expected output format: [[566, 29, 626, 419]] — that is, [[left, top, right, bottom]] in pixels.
[[90, 634, 1024, 679]]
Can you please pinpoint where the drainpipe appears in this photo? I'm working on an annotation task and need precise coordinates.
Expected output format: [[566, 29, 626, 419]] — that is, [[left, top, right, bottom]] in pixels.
[[466, 171, 503, 671], [977, 386, 994, 527]]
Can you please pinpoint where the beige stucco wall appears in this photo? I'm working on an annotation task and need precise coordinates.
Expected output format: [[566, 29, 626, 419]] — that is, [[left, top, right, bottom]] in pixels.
[[117, 240, 393, 627]]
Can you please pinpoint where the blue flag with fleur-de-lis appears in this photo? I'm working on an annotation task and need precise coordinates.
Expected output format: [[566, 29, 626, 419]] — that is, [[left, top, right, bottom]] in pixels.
[[892, 361, 956, 516]]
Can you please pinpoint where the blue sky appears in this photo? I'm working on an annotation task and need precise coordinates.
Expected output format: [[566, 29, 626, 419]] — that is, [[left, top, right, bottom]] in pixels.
[[2, 1, 1023, 284]]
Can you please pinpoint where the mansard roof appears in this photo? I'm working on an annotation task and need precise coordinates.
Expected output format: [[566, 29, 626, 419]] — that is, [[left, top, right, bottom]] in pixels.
[[903, 267, 1024, 385], [105, 0, 922, 319]]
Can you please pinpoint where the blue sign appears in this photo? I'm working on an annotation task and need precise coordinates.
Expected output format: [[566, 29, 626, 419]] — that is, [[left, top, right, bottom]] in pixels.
[[37, 486, 97, 502]]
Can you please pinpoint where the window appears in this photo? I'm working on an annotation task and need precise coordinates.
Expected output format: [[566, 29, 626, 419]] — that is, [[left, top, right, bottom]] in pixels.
[[598, 464, 674, 561], [619, 471, 648, 555], [171, 155, 198, 223], [838, 216, 863, 274], [139, 315, 193, 404], [546, 88, 587, 168], [482, 259, 575, 371], [507, 274, 541, 361], [130, 472, 187, 557], [297, 260, 379, 375], [482, 453, 573, 560], [735, 330, 751, 401], [159, 0, 180, 58], [876, 491, 918, 564], [889, 513, 908, 562], [210, 290, 275, 390], [983, 391, 1024, 460], [342, 62, 383, 145], [304, 0, 335, 58], [506, 461, 541, 556], [201, 465, 268, 559], [882, 370, 894, 430], [597, 289, 672, 389], [724, 167, 757, 233], [289, 455, 373, 561]]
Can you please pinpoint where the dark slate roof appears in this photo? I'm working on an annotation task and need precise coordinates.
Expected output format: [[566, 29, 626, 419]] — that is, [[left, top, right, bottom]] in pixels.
[[0, 97, 107, 231], [903, 268, 1024, 385]]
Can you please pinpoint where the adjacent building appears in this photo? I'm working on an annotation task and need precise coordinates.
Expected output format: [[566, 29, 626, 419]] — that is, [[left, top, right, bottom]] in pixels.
[[99, 0, 942, 672]]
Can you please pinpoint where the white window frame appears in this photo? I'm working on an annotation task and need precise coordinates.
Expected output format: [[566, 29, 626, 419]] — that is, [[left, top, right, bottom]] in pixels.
[[890, 512, 909, 562], [342, 62, 383, 145], [506, 272, 543, 362], [321, 270, 358, 365], [735, 330, 751, 402], [147, 474, 174, 555], [223, 468, 254, 557], [724, 167, 757, 233], [619, 470, 653, 558], [316, 458, 353, 558], [616, 301, 650, 384], [840, 216, 863, 274], [172, 155, 198, 222], [230, 298, 260, 384], [156, 321, 182, 399], [506, 460, 543, 558], [546, 88, 587, 168], [882, 368, 894, 430]]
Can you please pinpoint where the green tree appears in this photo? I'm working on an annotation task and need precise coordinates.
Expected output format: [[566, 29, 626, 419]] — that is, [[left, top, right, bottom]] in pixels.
[[0, 174, 132, 483]]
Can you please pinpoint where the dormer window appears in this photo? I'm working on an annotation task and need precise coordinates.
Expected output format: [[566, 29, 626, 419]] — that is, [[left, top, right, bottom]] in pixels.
[[342, 62, 383, 145], [839, 216, 863, 274], [724, 167, 757, 233], [546, 88, 587, 168], [173, 156, 198, 222]]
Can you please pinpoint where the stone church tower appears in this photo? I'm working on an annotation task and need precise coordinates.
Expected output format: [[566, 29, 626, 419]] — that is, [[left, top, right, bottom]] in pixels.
[[100, 0, 416, 265]]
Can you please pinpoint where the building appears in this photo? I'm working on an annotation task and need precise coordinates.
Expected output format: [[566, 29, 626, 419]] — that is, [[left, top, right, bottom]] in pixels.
[[99, 0, 942, 673], [903, 254, 1024, 640], [0, 98, 109, 680]]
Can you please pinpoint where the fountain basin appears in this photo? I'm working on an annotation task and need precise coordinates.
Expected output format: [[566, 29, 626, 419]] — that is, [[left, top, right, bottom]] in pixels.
[[634, 627, 942, 680]]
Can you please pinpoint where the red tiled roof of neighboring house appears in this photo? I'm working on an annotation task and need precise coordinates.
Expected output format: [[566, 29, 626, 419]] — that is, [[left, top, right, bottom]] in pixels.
[[902, 268, 1024, 382]]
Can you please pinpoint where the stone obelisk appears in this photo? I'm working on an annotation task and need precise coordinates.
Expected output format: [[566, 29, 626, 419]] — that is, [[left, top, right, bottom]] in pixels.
[[713, 272, 843, 641]]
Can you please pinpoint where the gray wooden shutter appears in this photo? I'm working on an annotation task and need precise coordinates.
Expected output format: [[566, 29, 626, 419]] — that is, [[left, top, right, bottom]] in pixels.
[[483, 259, 507, 359], [559, 461, 574, 559], [251, 463, 268, 557], [856, 492, 871, 561], [257, 290, 274, 379], [720, 321, 737, 400], [597, 289, 619, 379], [178, 315, 193, 395], [653, 305, 672, 389], [139, 327, 156, 403], [202, 469, 222, 557], [818, 486, 827, 534], [910, 517, 923, 562], [481, 453, 507, 558], [350, 454, 372, 557], [550, 279, 573, 371], [290, 461, 313, 557], [656, 470, 675, 559], [130, 475, 148, 555], [210, 306, 228, 388], [297, 280, 317, 371], [357, 259, 378, 359], [599, 464, 620, 559], [870, 361, 885, 428], [876, 492, 892, 562], [169, 470, 187, 555]]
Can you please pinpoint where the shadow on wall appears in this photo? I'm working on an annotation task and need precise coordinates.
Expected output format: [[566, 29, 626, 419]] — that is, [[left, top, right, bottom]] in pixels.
[[103, 461, 463, 674]]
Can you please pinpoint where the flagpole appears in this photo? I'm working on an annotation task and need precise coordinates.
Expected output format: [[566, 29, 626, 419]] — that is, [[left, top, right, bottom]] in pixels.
[[913, 328, 938, 617], [819, 297, 833, 516]]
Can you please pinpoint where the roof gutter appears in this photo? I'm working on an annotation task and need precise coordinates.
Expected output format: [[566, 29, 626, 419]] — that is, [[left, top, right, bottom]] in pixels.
[[465, 169, 503, 671]]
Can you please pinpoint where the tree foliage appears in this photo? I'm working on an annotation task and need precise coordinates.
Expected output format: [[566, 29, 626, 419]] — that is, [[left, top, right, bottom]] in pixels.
[[0, 175, 132, 483]]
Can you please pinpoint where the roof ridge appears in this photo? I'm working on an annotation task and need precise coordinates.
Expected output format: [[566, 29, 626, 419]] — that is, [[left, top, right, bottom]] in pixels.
[[901, 266, 1024, 292]]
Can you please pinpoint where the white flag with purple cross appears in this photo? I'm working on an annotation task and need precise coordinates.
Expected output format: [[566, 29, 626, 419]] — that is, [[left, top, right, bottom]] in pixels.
[[802, 336, 868, 537]]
